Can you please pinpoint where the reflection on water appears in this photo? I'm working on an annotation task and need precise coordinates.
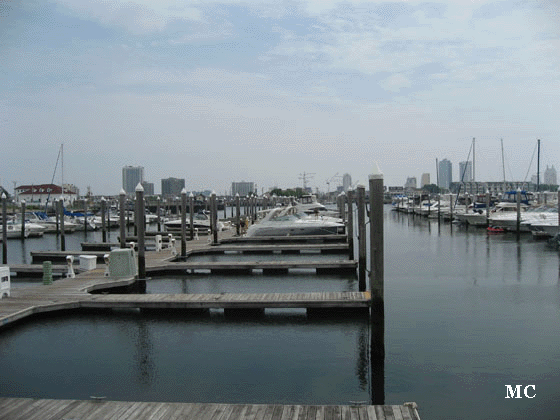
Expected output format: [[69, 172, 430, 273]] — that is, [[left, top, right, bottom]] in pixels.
[[0, 310, 372, 405]]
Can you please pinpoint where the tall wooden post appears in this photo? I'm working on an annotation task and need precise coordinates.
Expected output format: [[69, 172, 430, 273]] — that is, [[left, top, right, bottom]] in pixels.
[[189, 192, 194, 241], [485, 190, 491, 226], [181, 189, 187, 257], [83, 199, 88, 234], [369, 173, 384, 301], [516, 187, 521, 235], [136, 183, 146, 279], [369, 172, 385, 403], [133, 197, 138, 237], [157, 196, 161, 232], [212, 191, 218, 245], [346, 189, 355, 260], [119, 190, 126, 248], [2, 193, 7, 264], [101, 197, 107, 243], [340, 192, 346, 223], [55, 199, 59, 234], [236, 193, 240, 236], [557, 187, 560, 238], [20, 200, 26, 240], [126, 199, 131, 232], [357, 185, 366, 291], [59, 198, 66, 251]]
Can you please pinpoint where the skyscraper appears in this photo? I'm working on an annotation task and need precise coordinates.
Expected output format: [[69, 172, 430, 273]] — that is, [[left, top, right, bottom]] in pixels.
[[420, 173, 430, 188], [405, 177, 417, 190], [122, 166, 144, 194], [231, 181, 254, 196], [438, 159, 452, 189], [342, 173, 352, 192], [161, 177, 185, 197], [544, 165, 557, 185], [459, 161, 473, 182]]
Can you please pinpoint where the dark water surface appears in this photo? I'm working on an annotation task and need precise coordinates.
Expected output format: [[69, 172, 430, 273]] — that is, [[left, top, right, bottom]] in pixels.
[[2, 206, 560, 419]]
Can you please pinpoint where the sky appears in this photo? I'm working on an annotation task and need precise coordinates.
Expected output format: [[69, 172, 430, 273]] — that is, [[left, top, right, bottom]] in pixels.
[[1, 0, 559, 196]]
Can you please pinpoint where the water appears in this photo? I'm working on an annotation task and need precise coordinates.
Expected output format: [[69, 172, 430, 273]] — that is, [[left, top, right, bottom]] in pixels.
[[2, 206, 560, 419]]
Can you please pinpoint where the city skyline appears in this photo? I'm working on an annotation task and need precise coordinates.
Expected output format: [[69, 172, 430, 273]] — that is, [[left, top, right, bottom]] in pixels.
[[2, 1, 559, 195]]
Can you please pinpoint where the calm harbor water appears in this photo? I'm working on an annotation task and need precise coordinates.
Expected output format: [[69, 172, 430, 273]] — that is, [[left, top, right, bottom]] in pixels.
[[2, 206, 560, 419]]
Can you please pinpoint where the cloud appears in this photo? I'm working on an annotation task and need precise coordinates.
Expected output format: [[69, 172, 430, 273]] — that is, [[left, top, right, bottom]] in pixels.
[[379, 73, 411, 92], [55, 0, 203, 33]]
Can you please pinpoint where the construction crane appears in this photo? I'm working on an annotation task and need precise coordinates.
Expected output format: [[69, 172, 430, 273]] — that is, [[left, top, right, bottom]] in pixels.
[[298, 172, 315, 191], [325, 173, 342, 194]]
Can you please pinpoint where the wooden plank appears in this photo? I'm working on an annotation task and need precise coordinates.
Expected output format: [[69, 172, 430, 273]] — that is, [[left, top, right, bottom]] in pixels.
[[0, 400, 422, 420], [365, 406, 379, 420], [21, 399, 68, 420], [0, 398, 35, 419], [382, 406, 395, 420], [391, 405, 404, 420]]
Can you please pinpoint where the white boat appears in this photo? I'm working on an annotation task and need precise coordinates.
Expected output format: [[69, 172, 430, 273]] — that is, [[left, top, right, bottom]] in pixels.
[[293, 194, 340, 217], [245, 206, 345, 237], [164, 211, 224, 234], [27, 211, 78, 233], [0, 223, 30, 240], [92, 212, 121, 229]]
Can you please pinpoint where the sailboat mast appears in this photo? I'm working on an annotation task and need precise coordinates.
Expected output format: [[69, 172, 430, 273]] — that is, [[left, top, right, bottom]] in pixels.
[[472, 137, 475, 183], [501, 138, 506, 192], [61, 144, 64, 204], [537, 139, 540, 192]]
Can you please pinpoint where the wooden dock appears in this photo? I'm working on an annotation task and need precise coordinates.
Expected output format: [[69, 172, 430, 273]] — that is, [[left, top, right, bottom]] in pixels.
[[147, 260, 357, 275], [0, 398, 421, 420]]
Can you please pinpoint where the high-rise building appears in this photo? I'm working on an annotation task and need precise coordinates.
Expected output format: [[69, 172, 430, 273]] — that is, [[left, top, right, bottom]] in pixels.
[[122, 166, 144, 194], [544, 165, 557, 185], [342, 173, 352, 192], [404, 177, 417, 190], [438, 159, 452, 189], [161, 177, 185, 197], [141, 181, 154, 196], [420, 173, 430, 188], [459, 161, 473, 182], [232, 181, 254, 197]]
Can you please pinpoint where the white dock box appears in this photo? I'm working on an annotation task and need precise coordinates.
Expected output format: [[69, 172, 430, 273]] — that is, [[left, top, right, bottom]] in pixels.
[[0, 266, 10, 299], [79, 255, 97, 271], [108, 248, 138, 278]]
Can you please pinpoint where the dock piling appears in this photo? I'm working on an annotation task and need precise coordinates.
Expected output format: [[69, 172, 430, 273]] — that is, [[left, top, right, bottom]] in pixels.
[[236, 193, 240, 236], [101, 197, 107, 243], [59, 198, 66, 251], [212, 191, 218, 245], [369, 172, 384, 302], [516, 187, 521, 236], [135, 183, 146, 279], [357, 185, 366, 291], [181, 189, 187, 257], [2, 193, 7, 264], [21, 200, 26, 240], [189, 192, 194, 241], [486, 190, 490, 226], [119, 190, 126, 249], [157, 196, 161, 231], [347, 189, 355, 260]]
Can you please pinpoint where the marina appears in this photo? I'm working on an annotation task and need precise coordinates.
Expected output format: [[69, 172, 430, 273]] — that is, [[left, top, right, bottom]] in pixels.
[[2, 192, 560, 420]]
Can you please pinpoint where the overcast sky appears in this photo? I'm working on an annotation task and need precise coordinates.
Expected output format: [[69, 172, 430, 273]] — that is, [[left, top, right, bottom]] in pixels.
[[1, 0, 559, 195]]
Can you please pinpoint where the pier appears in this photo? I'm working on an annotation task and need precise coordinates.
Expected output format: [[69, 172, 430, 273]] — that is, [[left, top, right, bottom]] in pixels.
[[1, 228, 370, 328], [0, 398, 421, 420]]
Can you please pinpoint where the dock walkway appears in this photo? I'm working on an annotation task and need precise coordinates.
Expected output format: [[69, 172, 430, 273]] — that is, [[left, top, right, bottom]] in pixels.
[[0, 398, 421, 420], [1, 231, 367, 328]]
